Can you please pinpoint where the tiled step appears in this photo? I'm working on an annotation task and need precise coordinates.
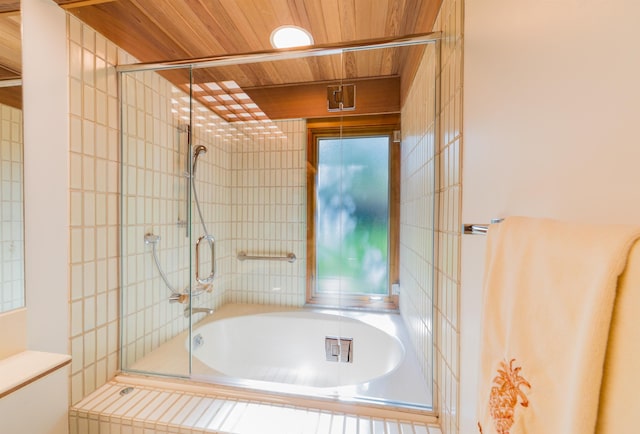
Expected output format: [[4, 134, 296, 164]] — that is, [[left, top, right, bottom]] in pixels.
[[70, 379, 441, 434]]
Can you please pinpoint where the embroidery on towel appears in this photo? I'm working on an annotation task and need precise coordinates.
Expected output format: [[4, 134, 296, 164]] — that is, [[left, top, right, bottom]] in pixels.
[[478, 358, 531, 434]]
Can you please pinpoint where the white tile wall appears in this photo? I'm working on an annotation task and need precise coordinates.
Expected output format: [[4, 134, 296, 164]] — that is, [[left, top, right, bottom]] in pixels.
[[229, 119, 307, 306], [0, 103, 24, 312], [399, 42, 437, 399], [67, 14, 120, 404], [434, 0, 463, 433], [400, 0, 463, 432]]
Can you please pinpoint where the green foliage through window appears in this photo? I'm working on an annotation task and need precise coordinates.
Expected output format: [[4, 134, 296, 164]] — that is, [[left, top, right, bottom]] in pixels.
[[316, 136, 390, 295]]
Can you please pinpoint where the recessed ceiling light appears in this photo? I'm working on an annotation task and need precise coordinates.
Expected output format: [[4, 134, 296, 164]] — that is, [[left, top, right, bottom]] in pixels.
[[270, 25, 313, 49]]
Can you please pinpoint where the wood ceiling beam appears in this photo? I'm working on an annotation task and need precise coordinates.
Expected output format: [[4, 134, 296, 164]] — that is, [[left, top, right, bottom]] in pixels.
[[307, 113, 401, 131], [57, 0, 116, 10], [244, 76, 401, 120], [0, 86, 21, 109]]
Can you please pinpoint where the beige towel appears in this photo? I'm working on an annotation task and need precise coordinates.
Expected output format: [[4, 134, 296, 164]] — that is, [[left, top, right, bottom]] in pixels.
[[476, 216, 640, 434], [595, 239, 640, 433]]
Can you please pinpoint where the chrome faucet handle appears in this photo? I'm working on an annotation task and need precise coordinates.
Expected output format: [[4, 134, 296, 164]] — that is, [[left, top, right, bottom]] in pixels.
[[169, 293, 189, 304], [192, 282, 213, 296]]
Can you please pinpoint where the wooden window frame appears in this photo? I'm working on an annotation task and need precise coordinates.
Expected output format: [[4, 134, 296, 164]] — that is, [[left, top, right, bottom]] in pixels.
[[306, 115, 400, 310]]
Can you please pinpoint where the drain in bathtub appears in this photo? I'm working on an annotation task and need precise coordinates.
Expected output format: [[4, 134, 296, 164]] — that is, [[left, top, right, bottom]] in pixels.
[[193, 333, 204, 350]]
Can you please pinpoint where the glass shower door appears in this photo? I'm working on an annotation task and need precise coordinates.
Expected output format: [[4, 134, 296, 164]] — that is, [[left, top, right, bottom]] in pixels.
[[117, 34, 438, 412], [120, 67, 195, 377], [316, 42, 436, 408]]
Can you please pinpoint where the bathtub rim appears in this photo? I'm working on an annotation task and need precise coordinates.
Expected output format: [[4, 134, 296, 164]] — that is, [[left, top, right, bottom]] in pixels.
[[113, 372, 439, 424]]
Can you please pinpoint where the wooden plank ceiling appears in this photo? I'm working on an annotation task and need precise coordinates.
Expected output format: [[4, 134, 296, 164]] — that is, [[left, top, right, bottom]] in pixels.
[[57, 0, 443, 120]]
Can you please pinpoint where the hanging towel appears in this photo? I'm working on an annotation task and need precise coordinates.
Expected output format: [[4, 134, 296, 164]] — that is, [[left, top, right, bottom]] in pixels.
[[476, 216, 640, 434], [595, 238, 640, 433]]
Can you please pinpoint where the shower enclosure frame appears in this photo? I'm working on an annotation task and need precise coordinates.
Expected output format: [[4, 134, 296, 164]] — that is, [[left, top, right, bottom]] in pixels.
[[117, 31, 441, 414]]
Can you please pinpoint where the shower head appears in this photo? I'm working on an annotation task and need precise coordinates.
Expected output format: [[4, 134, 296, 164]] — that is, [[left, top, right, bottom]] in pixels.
[[194, 144, 207, 157], [192, 145, 208, 176]]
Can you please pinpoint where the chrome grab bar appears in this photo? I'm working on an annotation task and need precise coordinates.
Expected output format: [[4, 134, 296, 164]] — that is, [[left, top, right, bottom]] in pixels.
[[195, 234, 215, 284], [237, 251, 296, 263]]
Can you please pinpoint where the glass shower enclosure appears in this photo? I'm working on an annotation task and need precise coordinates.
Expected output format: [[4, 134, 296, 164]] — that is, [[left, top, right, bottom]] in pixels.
[[119, 35, 439, 412]]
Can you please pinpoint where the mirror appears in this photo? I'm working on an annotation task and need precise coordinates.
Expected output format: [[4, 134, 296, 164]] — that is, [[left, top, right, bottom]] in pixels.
[[0, 1, 24, 313]]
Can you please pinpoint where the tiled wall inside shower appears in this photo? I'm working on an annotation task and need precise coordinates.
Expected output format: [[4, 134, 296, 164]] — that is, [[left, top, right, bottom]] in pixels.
[[228, 119, 307, 306], [399, 40, 437, 408], [400, 0, 463, 432], [0, 103, 24, 312]]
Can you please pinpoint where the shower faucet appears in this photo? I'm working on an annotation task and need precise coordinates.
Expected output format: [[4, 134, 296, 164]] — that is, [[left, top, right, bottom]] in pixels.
[[185, 306, 214, 317]]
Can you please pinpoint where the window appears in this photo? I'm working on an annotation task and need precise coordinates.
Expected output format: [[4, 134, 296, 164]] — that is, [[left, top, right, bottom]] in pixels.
[[307, 118, 399, 309]]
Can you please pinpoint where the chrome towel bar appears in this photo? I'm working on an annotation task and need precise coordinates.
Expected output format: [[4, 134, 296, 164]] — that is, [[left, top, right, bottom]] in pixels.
[[237, 251, 297, 263], [463, 218, 504, 235], [463, 224, 489, 235]]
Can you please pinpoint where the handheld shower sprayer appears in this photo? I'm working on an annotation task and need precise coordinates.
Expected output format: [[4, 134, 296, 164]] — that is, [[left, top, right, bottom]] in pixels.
[[191, 144, 210, 238], [192, 145, 208, 176]]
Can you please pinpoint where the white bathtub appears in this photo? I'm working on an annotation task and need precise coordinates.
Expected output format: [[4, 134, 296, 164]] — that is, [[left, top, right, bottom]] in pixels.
[[189, 311, 404, 388], [129, 304, 432, 408]]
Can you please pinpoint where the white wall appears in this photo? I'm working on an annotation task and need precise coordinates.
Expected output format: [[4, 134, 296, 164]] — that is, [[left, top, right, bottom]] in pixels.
[[23, 0, 70, 353], [461, 0, 640, 432], [0, 367, 69, 434]]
